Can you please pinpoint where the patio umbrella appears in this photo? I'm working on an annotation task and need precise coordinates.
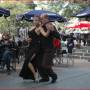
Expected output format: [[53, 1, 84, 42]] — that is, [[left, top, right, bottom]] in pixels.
[[0, 8, 10, 34], [65, 21, 90, 34], [65, 25, 80, 29], [0, 8, 10, 17], [74, 7, 90, 18], [16, 10, 67, 22], [65, 21, 90, 29]]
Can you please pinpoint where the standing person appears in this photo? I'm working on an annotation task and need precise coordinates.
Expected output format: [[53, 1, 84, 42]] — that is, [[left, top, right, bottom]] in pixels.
[[38, 14, 57, 83], [19, 26, 29, 41], [19, 16, 41, 81], [67, 37, 74, 54]]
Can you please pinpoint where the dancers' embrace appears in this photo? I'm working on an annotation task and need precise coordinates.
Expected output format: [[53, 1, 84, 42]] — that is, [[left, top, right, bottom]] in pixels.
[[19, 14, 60, 83]]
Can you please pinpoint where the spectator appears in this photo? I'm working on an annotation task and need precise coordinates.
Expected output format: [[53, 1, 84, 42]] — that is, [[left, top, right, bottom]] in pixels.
[[67, 37, 74, 54]]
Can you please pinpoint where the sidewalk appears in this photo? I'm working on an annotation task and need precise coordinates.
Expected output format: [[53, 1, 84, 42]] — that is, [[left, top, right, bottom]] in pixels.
[[0, 59, 90, 89]]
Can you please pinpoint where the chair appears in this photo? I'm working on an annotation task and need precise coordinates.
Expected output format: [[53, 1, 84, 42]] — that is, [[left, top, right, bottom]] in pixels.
[[53, 48, 63, 65]]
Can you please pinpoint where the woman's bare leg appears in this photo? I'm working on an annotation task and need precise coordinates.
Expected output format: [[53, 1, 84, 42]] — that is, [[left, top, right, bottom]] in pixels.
[[28, 63, 36, 80]]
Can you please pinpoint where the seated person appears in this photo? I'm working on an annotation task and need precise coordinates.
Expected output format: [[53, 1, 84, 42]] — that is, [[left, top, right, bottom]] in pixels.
[[1, 34, 14, 72]]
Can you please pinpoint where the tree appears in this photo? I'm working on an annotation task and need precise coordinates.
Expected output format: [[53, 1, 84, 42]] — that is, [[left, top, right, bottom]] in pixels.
[[0, 2, 32, 35]]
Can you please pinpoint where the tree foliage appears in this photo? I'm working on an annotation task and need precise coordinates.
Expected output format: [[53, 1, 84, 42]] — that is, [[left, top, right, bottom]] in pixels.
[[0, 2, 33, 35], [0, 2, 89, 35]]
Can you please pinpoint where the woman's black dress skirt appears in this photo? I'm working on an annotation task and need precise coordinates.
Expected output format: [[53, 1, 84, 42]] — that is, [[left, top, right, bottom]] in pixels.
[[19, 45, 40, 80]]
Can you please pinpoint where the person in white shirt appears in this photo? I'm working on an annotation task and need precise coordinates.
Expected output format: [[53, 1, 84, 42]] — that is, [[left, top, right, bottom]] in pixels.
[[19, 27, 29, 41]]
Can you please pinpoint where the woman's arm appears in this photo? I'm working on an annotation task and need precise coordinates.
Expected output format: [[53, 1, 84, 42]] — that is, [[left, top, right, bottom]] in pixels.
[[39, 27, 50, 37], [29, 26, 36, 31], [45, 22, 55, 31], [27, 37, 32, 43]]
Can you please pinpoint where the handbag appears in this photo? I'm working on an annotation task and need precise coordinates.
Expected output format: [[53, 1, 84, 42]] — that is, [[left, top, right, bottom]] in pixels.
[[53, 38, 61, 48]]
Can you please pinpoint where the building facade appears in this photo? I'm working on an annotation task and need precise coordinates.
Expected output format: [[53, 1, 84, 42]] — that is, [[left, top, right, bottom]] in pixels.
[[0, 0, 90, 4]]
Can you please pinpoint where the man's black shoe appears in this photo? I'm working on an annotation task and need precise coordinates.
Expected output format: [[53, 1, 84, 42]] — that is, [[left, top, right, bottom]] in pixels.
[[39, 78, 49, 83], [51, 74, 57, 83]]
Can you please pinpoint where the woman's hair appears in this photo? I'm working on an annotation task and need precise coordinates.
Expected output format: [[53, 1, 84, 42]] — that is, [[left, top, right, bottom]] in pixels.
[[33, 15, 41, 21], [40, 14, 49, 20], [40, 14, 49, 25], [33, 15, 41, 27], [2, 33, 11, 40]]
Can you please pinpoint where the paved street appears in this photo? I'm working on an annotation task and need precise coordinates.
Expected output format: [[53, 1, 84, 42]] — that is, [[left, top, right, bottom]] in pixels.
[[0, 59, 90, 89]]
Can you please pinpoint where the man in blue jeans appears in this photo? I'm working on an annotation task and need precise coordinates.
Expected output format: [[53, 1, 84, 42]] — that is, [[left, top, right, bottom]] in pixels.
[[2, 49, 13, 73], [1, 33, 14, 74]]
